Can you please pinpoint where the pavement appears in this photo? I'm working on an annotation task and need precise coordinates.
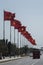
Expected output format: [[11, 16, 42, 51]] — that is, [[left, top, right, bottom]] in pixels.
[[0, 54, 42, 65], [0, 56, 21, 63], [0, 55, 40, 65]]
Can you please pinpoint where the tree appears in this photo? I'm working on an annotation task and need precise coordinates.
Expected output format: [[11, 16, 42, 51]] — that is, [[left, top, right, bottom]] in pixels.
[[0, 39, 8, 58], [11, 44, 16, 56], [7, 41, 11, 56], [23, 45, 29, 55], [15, 48, 20, 56]]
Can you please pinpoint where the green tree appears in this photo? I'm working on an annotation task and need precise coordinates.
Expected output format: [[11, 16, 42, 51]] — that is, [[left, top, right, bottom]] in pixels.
[[23, 45, 29, 55], [0, 39, 8, 58], [7, 41, 11, 56], [15, 48, 19, 56], [11, 44, 16, 56]]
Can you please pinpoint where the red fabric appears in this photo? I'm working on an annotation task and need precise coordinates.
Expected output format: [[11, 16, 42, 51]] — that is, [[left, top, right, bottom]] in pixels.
[[21, 31, 31, 40], [32, 39, 36, 45], [18, 26, 26, 32], [21, 31, 30, 38], [11, 19, 21, 29], [21, 31, 36, 45], [28, 37, 36, 45], [4, 11, 15, 20]]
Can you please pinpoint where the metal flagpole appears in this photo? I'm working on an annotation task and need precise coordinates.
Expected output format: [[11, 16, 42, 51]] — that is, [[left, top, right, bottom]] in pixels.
[[10, 22, 11, 43], [3, 21, 5, 58], [23, 36, 25, 46], [21, 34, 24, 47], [21, 35, 24, 47], [20, 33, 21, 48], [14, 27, 15, 44], [3, 11, 5, 42], [17, 30, 19, 48], [3, 18, 5, 40], [19, 32, 22, 55], [18, 32, 21, 49]]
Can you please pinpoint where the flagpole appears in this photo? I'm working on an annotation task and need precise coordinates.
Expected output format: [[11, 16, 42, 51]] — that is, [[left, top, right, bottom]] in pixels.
[[20, 33, 21, 48], [3, 17, 5, 40], [17, 30, 19, 48], [19, 32, 22, 56], [10, 22, 11, 43], [24, 36, 25, 46], [21, 35, 23, 47], [3, 11, 5, 42], [14, 27, 15, 44]]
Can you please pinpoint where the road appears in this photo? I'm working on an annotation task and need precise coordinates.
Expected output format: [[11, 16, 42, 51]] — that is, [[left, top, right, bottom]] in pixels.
[[0, 54, 43, 65], [34, 54, 43, 65]]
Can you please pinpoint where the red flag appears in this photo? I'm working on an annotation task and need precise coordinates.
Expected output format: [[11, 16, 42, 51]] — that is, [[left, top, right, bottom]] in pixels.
[[21, 31, 31, 40], [21, 31, 36, 45], [18, 26, 26, 32], [31, 39, 36, 45], [28, 37, 36, 45], [11, 19, 21, 29], [4, 11, 15, 20], [21, 31, 31, 38]]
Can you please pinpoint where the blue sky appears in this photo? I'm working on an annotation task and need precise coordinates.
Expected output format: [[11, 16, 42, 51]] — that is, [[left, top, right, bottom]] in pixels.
[[0, 0, 43, 48]]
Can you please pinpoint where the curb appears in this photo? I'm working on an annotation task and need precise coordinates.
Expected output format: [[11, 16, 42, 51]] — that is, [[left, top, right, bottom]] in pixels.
[[0, 57, 21, 63], [0, 56, 30, 63]]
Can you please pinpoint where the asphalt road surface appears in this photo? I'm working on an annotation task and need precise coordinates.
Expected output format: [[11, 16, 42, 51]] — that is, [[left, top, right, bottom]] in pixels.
[[0, 54, 43, 65]]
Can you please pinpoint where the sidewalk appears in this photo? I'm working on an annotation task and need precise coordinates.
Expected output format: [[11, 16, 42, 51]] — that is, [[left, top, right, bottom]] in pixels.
[[0, 56, 21, 63]]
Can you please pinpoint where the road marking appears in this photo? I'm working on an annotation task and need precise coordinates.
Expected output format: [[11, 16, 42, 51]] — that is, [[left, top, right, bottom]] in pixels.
[[32, 59, 40, 65]]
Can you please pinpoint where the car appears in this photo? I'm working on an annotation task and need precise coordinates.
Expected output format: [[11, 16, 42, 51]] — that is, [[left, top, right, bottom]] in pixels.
[[33, 49, 40, 59]]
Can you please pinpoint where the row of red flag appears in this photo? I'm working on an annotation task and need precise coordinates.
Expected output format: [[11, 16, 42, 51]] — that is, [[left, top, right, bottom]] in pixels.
[[4, 11, 36, 45]]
